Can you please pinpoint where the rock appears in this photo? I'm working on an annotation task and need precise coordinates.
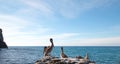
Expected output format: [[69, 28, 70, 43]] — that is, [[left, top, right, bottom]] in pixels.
[[0, 28, 8, 48], [0, 41, 8, 48], [52, 58, 61, 63], [35, 56, 96, 64], [35, 44, 96, 64]]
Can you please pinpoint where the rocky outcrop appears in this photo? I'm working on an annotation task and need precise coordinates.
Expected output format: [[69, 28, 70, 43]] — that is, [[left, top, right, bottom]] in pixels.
[[35, 56, 95, 64], [35, 38, 95, 64], [35, 47, 95, 64], [0, 28, 8, 48]]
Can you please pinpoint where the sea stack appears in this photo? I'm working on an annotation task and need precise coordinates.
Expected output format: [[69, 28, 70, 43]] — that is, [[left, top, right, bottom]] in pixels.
[[0, 28, 8, 48]]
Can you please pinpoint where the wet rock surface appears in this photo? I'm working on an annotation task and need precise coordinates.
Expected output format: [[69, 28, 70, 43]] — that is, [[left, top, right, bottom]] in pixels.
[[35, 56, 95, 64]]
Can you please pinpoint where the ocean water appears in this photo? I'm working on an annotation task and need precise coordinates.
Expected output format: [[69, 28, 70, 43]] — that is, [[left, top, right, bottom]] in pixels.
[[0, 46, 120, 64]]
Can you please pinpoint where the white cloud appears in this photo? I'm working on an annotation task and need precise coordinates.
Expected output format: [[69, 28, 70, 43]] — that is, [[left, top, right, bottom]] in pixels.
[[21, 0, 53, 15], [58, 0, 117, 18], [2, 0, 116, 19], [0, 14, 29, 33], [0, 14, 51, 46], [28, 33, 80, 46], [41, 33, 79, 39], [34, 35, 120, 46], [66, 37, 120, 46], [0, 0, 119, 46], [111, 25, 120, 31], [5, 32, 79, 46], [1, 16, 120, 46]]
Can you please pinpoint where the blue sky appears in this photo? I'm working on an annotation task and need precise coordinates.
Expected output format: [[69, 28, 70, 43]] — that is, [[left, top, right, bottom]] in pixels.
[[0, 0, 120, 46]]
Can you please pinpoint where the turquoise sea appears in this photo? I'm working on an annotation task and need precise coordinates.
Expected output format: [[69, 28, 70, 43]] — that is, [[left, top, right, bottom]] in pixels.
[[0, 46, 120, 64]]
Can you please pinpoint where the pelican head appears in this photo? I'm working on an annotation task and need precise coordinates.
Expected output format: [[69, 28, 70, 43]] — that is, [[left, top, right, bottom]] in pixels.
[[50, 38, 53, 43], [50, 38, 54, 47], [61, 47, 63, 52]]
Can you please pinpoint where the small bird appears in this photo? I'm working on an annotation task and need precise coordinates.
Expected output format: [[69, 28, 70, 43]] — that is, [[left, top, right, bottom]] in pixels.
[[60, 47, 68, 58], [43, 46, 47, 54], [44, 38, 54, 56], [84, 53, 89, 62]]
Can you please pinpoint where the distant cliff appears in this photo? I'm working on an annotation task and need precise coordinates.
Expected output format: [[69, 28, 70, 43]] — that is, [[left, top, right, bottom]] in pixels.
[[0, 28, 8, 48]]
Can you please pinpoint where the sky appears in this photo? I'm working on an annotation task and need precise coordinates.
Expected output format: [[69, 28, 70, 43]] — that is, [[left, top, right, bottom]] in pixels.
[[0, 0, 120, 46]]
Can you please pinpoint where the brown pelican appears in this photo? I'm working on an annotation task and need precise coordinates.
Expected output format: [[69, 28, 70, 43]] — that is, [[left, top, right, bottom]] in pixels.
[[44, 38, 54, 56], [43, 46, 47, 54], [60, 47, 68, 58], [84, 53, 89, 62]]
